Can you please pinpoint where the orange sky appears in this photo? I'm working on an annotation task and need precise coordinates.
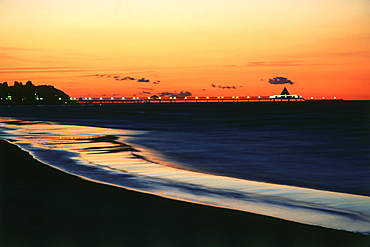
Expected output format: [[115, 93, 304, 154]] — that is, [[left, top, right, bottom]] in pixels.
[[1, 0, 369, 99]]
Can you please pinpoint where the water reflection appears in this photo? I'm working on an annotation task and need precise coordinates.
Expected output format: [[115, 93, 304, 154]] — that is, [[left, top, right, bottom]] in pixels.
[[1, 117, 370, 234]]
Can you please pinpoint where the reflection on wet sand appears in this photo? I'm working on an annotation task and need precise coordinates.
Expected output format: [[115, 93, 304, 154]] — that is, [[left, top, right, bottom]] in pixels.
[[1, 117, 370, 235]]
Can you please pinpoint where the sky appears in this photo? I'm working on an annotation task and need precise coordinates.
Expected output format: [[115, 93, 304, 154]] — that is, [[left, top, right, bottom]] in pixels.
[[1, 0, 369, 99]]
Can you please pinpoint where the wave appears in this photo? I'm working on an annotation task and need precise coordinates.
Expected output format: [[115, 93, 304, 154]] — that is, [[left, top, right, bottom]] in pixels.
[[1, 117, 370, 235]]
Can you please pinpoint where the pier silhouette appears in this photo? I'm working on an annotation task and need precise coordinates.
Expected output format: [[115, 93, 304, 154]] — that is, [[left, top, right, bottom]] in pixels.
[[74, 95, 306, 104]]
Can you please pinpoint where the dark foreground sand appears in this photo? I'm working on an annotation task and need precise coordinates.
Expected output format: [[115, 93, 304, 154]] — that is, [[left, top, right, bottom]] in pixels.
[[0, 140, 369, 247]]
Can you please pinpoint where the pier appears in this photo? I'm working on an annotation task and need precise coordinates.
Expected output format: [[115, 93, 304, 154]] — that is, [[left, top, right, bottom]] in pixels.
[[73, 95, 306, 104]]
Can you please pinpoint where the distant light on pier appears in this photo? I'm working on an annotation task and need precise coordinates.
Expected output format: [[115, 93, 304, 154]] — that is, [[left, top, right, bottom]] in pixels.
[[73, 88, 312, 104]]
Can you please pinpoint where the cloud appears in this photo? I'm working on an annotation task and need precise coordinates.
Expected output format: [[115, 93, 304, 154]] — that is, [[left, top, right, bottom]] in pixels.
[[329, 50, 370, 58], [137, 78, 150, 83], [140, 91, 151, 94], [247, 60, 319, 67], [222, 65, 240, 68], [0, 46, 40, 51], [93, 74, 160, 84], [211, 84, 237, 89], [0, 55, 17, 59], [176, 91, 192, 97], [158, 91, 192, 98], [158, 92, 173, 97], [122, 76, 136, 81], [268, 77, 295, 85], [0, 68, 91, 74]]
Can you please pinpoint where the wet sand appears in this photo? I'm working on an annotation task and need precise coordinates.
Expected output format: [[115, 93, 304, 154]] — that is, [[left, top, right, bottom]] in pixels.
[[0, 140, 369, 247]]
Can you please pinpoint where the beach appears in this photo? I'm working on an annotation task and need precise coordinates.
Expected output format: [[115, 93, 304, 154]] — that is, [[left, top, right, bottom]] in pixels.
[[1, 140, 369, 247]]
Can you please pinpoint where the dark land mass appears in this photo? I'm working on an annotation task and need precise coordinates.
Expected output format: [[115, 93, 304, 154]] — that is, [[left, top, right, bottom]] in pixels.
[[0, 140, 369, 247], [0, 81, 71, 105]]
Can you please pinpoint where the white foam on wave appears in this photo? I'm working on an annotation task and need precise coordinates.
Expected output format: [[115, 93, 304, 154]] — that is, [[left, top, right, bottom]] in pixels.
[[1, 117, 370, 235]]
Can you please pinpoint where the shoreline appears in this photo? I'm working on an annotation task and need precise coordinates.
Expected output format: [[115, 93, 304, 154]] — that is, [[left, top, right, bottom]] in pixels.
[[1, 140, 369, 246]]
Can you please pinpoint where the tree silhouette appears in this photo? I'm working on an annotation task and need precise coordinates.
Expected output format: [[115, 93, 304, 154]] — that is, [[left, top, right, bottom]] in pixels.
[[0, 81, 71, 105]]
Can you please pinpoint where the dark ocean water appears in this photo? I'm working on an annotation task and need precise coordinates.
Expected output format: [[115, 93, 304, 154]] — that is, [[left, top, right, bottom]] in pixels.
[[1, 101, 370, 234]]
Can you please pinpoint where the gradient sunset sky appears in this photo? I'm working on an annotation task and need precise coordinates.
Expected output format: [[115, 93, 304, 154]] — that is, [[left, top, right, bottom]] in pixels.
[[1, 0, 369, 99]]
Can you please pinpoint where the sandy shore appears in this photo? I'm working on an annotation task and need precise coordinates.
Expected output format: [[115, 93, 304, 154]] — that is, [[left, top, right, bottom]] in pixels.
[[0, 140, 369, 247]]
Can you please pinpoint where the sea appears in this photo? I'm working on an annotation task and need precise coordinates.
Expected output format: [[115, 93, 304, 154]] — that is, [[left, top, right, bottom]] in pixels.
[[1, 101, 369, 235]]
